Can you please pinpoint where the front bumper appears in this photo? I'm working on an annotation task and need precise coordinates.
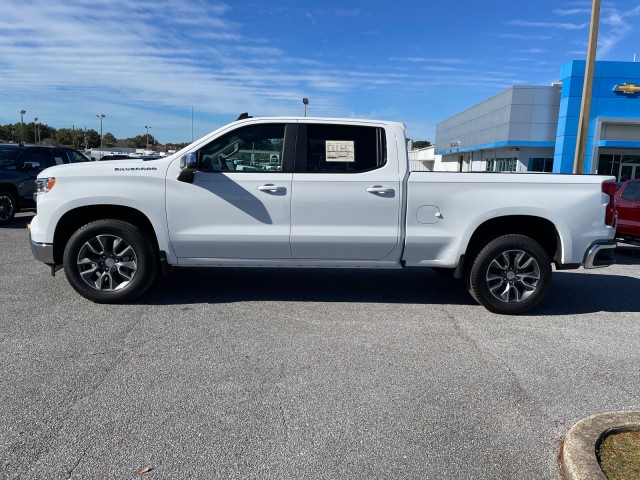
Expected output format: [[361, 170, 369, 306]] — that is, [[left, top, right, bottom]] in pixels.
[[583, 240, 617, 269], [30, 236, 55, 265]]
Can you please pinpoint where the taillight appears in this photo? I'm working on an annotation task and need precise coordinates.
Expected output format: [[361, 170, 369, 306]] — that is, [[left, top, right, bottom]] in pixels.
[[602, 181, 617, 226]]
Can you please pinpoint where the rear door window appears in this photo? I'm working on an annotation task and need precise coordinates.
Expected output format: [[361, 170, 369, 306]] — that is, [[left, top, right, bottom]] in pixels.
[[298, 124, 386, 173]]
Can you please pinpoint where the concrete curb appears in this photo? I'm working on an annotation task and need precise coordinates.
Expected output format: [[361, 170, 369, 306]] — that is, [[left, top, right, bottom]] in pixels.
[[562, 411, 640, 480]]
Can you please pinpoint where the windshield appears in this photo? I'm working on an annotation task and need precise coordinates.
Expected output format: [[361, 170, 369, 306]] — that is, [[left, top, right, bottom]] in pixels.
[[0, 146, 20, 166]]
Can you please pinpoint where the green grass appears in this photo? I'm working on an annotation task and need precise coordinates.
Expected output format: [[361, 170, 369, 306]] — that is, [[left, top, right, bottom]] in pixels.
[[597, 430, 640, 480]]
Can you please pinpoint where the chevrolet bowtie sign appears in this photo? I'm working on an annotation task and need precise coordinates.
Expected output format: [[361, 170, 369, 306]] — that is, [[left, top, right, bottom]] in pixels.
[[613, 83, 640, 94]]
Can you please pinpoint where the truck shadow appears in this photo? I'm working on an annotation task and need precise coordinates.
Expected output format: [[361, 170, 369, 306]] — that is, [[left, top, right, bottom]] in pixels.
[[614, 243, 640, 265], [142, 259, 640, 315], [147, 267, 475, 307]]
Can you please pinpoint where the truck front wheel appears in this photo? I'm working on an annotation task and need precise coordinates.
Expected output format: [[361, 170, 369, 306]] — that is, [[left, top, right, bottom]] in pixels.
[[63, 219, 158, 303], [468, 234, 551, 314]]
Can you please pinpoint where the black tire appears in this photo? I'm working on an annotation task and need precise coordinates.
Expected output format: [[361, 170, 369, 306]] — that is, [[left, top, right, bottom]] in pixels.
[[468, 234, 551, 315], [63, 219, 158, 303], [0, 190, 17, 226]]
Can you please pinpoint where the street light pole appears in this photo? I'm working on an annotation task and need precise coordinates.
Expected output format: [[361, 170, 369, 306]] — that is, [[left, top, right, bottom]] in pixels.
[[19, 110, 26, 143], [34, 118, 38, 144], [145, 125, 151, 150], [302, 97, 309, 117], [96, 114, 105, 149], [573, 0, 601, 174]]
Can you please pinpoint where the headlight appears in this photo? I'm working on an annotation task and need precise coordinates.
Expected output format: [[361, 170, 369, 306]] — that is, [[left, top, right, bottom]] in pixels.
[[35, 177, 56, 194]]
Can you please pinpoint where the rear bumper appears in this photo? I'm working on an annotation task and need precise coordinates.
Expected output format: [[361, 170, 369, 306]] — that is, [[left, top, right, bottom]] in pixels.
[[583, 240, 617, 269]]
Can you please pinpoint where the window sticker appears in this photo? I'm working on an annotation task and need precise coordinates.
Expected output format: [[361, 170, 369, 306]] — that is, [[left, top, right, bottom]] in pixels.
[[54, 157, 64, 165], [326, 140, 355, 162]]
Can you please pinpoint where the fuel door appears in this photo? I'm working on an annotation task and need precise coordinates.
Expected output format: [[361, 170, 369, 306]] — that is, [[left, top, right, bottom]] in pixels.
[[416, 205, 442, 224]]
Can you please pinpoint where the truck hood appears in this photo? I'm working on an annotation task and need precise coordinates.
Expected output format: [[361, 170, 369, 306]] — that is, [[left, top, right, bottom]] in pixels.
[[38, 158, 170, 179]]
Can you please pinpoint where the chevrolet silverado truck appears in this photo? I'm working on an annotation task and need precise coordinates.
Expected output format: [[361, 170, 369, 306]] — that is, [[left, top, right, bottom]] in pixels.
[[29, 116, 617, 314]]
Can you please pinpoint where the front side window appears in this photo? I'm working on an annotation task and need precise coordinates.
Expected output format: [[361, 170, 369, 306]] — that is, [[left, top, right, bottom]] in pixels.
[[199, 124, 285, 172], [304, 124, 386, 173], [21, 148, 54, 167]]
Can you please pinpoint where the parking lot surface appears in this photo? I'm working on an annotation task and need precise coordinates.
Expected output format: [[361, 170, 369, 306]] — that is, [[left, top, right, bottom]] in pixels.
[[2, 212, 640, 479]]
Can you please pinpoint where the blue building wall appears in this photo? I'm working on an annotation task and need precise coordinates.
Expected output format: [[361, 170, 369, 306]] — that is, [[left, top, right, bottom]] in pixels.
[[554, 61, 640, 173]]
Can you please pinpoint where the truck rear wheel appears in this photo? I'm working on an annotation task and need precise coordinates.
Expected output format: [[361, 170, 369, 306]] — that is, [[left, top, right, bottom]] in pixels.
[[0, 190, 17, 226], [63, 219, 158, 303], [468, 234, 551, 314]]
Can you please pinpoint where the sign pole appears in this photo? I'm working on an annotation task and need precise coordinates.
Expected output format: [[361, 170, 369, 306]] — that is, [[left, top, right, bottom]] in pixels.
[[573, 0, 601, 174]]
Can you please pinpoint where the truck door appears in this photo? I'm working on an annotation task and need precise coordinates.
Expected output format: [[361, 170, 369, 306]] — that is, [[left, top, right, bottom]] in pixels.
[[290, 123, 401, 261], [166, 123, 295, 260]]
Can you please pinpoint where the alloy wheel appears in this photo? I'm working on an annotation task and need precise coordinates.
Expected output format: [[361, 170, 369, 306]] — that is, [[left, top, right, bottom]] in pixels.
[[76, 234, 138, 291], [485, 249, 541, 303]]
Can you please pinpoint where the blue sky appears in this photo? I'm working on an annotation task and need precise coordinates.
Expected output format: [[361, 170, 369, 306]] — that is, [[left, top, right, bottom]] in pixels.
[[2, 0, 640, 144]]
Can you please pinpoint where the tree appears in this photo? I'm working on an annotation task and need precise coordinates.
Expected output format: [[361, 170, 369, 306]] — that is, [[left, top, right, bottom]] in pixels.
[[102, 133, 117, 147], [0, 123, 19, 143], [82, 129, 101, 148], [411, 140, 431, 149], [55, 128, 77, 147]]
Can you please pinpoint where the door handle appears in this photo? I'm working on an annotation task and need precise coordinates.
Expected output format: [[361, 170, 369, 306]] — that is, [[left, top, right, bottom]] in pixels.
[[367, 186, 394, 194], [258, 184, 286, 193]]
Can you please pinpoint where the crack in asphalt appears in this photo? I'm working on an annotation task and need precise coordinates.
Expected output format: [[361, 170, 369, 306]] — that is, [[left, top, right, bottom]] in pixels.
[[66, 448, 87, 479], [447, 312, 555, 423]]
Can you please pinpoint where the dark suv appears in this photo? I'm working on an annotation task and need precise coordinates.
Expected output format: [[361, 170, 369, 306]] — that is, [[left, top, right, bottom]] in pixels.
[[0, 144, 89, 226]]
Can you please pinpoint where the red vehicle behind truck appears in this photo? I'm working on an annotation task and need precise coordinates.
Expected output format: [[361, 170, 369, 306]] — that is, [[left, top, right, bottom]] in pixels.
[[615, 179, 640, 243]]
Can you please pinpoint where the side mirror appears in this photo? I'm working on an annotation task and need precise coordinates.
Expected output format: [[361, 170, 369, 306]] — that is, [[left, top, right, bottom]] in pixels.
[[180, 152, 198, 170], [23, 161, 42, 170], [177, 152, 198, 183]]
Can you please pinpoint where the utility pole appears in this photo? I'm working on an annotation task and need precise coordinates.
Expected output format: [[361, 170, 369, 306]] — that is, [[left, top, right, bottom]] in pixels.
[[19, 110, 26, 142], [96, 114, 105, 149], [573, 0, 600, 174]]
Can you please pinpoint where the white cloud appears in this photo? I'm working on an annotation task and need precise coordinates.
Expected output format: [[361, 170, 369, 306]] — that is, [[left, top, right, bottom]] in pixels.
[[553, 8, 591, 16], [506, 20, 588, 30], [334, 8, 360, 17]]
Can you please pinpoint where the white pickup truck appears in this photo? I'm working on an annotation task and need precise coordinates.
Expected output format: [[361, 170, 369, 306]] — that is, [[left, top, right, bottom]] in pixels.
[[29, 116, 618, 314]]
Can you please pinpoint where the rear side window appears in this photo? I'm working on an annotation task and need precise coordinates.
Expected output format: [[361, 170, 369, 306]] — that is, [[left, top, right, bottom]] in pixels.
[[304, 124, 386, 173], [51, 149, 68, 165], [68, 150, 90, 163], [621, 182, 640, 201]]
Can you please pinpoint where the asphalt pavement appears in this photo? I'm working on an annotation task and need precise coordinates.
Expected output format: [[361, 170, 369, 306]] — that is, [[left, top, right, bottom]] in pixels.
[[1, 212, 640, 479]]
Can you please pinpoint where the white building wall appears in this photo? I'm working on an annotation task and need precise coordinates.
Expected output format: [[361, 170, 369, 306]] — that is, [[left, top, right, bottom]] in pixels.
[[408, 145, 442, 171]]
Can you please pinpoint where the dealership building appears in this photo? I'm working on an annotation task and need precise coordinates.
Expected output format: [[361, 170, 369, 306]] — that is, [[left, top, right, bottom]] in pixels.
[[434, 60, 640, 181]]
